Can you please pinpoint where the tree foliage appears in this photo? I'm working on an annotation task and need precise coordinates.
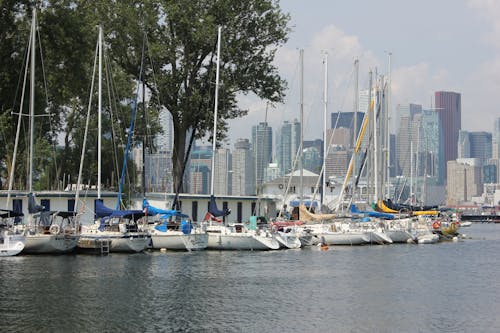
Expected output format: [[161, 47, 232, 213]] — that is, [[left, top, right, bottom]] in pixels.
[[0, 0, 290, 197]]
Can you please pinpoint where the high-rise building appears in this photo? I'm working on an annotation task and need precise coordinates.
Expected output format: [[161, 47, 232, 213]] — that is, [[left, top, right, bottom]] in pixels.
[[232, 138, 255, 195], [435, 91, 461, 180], [252, 122, 273, 186], [396, 103, 422, 177], [493, 117, 500, 160], [446, 158, 482, 205], [145, 108, 174, 192], [421, 108, 444, 182], [213, 148, 231, 195], [459, 131, 492, 165], [189, 146, 212, 194], [276, 119, 300, 175], [331, 111, 365, 145]]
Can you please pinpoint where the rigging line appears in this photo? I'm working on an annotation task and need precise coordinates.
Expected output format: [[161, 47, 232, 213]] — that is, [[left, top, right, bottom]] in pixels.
[[75, 35, 99, 212], [3, 27, 31, 148], [5, 28, 32, 208], [37, 18, 59, 189]]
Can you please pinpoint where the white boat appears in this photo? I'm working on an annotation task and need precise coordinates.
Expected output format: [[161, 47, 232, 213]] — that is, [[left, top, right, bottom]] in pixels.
[[417, 233, 439, 244], [385, 218, 416, 243], [274, 230, 301, 249], [206, 224, 280, 250], [140, 200, 208, 251], [459, 221, 472, 227], [23, 208, 79, 254], [309, 222, 370, 246], [0, 210, 25, 256], [78, 201, 150, 253], [5, 10, 78, 255]]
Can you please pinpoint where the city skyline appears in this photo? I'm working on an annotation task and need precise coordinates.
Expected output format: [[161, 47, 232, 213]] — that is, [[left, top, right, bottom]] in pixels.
[[227, 0, 500, 147]]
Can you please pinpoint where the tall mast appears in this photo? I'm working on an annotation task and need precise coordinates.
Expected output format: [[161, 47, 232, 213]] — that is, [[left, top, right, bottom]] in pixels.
[[385, 52, 392, 199], [352, 58, 359, 203], [210, 26, 222, 196], [299, 49, 304, 207], [373, 71, 379, 203], [97, 25, 102, 199], [28, 8, 36, 193], [322, 53, 328, 207]]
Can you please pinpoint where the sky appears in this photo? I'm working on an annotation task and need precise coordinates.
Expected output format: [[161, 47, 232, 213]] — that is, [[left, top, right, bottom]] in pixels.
[[224, 0, 500, 148]]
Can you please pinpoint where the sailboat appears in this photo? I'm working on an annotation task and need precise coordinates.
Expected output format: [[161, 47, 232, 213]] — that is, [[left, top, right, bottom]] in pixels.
[[0, 210, 25, 256], [77, 25, 149, 253], [15, 9, 79, 254], [141, 199, 208, 251], [204, 27, 279, 251]]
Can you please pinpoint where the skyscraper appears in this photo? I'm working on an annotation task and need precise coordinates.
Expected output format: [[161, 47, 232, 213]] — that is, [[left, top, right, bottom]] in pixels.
[[459, 131, 492, 165], [492, 117, 500, 160], [232, 138, 255, 195], [277, 119, 300, 175], [252, 122, 273, 187], [435, 91, 461, 180]]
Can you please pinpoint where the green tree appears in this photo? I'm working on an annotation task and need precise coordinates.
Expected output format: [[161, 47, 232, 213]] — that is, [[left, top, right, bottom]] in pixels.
[[103, 0, 290, 193]]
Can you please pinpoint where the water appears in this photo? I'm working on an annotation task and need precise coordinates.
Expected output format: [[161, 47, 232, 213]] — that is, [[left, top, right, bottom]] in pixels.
[[1, 223, 500, 333]]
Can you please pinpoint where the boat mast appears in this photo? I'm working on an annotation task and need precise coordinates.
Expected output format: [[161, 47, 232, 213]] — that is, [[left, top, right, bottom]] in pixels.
[[210, 26, 222, 196], [28, 7, 36, 193], [299, 49, 304, 207], [98, 25, 102, 199], [352, 58, 359, 204], [75, 29, 99, 211], [385, 52, 392, 199], [322, 53, 328, 208], [6, 12, 33, 208]]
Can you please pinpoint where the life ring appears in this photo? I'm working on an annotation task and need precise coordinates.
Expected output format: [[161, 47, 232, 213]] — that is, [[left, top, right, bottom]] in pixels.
[[278, 184, 284, 189], [49, 224, 61, 235], [432, 221, 441, 229]]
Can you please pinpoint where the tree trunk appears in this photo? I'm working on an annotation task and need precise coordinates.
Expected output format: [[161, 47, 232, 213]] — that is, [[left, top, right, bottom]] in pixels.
[[172, 122, 187, 193]]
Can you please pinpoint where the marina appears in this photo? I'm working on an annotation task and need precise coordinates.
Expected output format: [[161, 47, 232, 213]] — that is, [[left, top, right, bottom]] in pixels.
[[1, 223, 499, 332]]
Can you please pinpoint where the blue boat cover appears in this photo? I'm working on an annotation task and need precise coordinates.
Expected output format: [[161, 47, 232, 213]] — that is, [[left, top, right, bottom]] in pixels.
[[289, 200, 319, 208], [350, 204, 394, 220], [95, 200, 145, 220], [142, 199, 188, 219]]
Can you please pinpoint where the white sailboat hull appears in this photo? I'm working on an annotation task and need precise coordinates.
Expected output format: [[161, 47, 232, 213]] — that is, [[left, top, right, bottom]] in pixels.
[[206, 225, 279, 250], [386, 230, 415, 243], [275, 232, 301, 249], [319, 231, 370, 245], [151, 231, 208, 251], [0, 232, 25, 256], [23, 234, 78, 254], [78, 232, 149, 253]]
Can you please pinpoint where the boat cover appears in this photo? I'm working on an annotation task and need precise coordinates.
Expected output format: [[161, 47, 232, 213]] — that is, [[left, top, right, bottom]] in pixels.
[[208, 195, 231, 217]]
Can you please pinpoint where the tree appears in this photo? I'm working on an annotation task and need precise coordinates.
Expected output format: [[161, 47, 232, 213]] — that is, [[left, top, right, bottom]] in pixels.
[[104, 0, 290, 193]]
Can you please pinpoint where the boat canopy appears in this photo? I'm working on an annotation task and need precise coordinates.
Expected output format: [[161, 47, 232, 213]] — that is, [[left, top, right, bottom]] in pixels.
[[350, 204, 394, 220], [142, 199, 188, 219], [289, 200, 318, 208], [0, 209, 24, 218], [95, 200, 145, 220]]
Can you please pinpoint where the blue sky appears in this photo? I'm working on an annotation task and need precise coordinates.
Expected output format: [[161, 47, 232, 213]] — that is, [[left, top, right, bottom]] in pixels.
[[225, 0, 500, 147]]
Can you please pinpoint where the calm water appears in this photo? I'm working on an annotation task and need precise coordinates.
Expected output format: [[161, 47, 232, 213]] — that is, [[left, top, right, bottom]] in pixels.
[[1, 223, 500, 333]]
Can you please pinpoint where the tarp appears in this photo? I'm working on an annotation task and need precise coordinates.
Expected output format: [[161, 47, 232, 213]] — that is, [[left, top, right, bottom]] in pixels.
[[142, 199, 188, 219], [350, 204, 394, 220], [299, 204, 336, 222], [208, 195, 231, 218], [289, 200, 319, 208], [95, 200, 145, 220], [28, 193, 44, 214]]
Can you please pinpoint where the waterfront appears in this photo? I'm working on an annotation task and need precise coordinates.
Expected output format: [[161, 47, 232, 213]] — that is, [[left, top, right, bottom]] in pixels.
[[1, 223, 500, 332]]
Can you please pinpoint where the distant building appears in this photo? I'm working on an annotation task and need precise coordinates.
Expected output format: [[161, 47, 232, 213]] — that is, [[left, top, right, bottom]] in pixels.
[[446, 158, 482, 205], [276, 119, 300, 175], [232, 139, 255, 195], [252, 122, 273, 186], [459, 130, 492, 165], [435, 91, 461, 180]]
